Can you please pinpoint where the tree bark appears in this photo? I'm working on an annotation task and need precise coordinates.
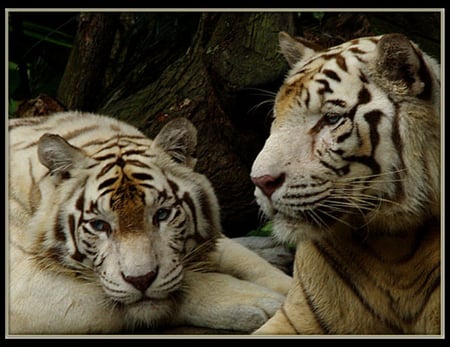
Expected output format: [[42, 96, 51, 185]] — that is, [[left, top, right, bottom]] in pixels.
[[57, 13, 119, 111]]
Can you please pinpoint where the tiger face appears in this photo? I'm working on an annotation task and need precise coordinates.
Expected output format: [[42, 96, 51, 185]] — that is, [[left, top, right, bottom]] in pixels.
[[24, 114, 221, 324], [251, 32, 440, 244]]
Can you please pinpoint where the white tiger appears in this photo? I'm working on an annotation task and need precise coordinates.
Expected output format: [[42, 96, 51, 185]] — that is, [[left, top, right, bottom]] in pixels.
[[251, 32, 441, 334], [8, 112, 292, 334]]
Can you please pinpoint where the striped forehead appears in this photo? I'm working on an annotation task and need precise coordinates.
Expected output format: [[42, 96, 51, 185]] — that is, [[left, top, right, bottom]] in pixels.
[[274, 37, 379, 120], [94, 157, 173, 205]]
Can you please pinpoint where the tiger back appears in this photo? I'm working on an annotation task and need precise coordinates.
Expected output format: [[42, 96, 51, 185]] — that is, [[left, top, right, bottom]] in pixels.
[[8, 112, 292, 334], [251, 32, 440, 334]]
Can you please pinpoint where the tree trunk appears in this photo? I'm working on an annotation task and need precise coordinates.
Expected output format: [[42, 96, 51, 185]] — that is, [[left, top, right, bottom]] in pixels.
[[57, 13, 119, 111]]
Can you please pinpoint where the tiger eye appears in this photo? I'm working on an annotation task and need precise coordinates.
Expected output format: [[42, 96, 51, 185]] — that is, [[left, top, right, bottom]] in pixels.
[[89, 219, 112, 234], [155, 208, 171, 222], [325, 112, 342, 125]]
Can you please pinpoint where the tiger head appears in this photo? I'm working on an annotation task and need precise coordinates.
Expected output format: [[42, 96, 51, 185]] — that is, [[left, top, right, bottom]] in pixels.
[[251, 32, 440, 244], [33, 117, 221, 325]]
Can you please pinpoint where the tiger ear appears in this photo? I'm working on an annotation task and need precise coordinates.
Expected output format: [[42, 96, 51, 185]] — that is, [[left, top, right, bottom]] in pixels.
[[279, 31, 320, 67], [38, 133, 89, 178], [152, 117, 198, 168], [376, 33, 427, 97]]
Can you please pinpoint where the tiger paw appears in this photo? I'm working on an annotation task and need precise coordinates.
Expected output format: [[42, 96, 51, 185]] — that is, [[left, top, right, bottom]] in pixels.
[[176, 271, 286, 332]]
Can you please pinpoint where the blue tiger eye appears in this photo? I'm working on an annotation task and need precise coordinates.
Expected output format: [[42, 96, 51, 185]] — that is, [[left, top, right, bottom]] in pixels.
[[89, 219, 111, 234], [155, 208, 171, 222], [325, 112, 342, 125]]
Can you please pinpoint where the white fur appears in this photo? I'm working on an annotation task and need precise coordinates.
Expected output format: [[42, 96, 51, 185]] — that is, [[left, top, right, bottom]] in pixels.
[[8, 112, 292, 335]]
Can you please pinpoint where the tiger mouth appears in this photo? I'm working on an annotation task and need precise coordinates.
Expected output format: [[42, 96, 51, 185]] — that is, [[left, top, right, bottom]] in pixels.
[[274, 208, 340, 227], [272, 197, 345, 228], [114, 293, 171, 308]]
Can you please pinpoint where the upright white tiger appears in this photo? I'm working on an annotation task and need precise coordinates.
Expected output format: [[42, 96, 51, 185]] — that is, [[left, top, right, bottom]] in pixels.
[[251, 32, 441, 334], [8, 112, 292, 334]]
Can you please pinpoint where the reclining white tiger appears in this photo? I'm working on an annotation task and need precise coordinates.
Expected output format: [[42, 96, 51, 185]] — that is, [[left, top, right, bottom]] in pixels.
[[8, 112, 292, 334]]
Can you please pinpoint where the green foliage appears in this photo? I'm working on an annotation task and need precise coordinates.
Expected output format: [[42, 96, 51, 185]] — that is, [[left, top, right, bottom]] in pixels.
[[8, 61, 24, 116], [246, 221, 273, 237], [312, 12, 325, 23], [8, 13, 76, 117], [21, 20, 74, 48], [247, 221, 296, 250]]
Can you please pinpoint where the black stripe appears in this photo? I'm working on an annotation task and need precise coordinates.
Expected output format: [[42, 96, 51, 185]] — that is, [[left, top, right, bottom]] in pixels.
[[358, 87, 371, 105], [325, 99, 346, 108], [75, 191, 84, 212], [336, 128, 353, 143], [69, 224, 85, 263], [390, 102, 406, 201], [94, 254, 106, 267], [125, 159, 151, 169], [316, 79, 333, 95], [284, 186, 328, 200], [158, 266, 182, 288], [67, 214, 76, 240], [137, 183, 155, 189], [9, 116, 48, 129], [304, 89, 310, 108], [93, 153, 116, 161], [116, 157, 125, 168], [82, 138, 115, 148], [98, 188, 115, 199], [359, 71, 369, 84], [197, 189, 215, 233], [54, 212, 67, 242], [343, 155, 380, 175], [117, 134, 147, 140], [122, 149, 147, 157], [96, 161, 116, 179], [98, 177, 118, 191], [131, 173, 154, 181], [169, 243, 184, 254], [280, 304, 301, 334], [182, 192, 197, 234], [335, 54, 347, 72], [167, 179, 180, 195], [62, 125, 98, 142], [296, 260, 330, 333], [349, 47, 366, 55], [313, 241, 403, 333], [338, 109, 383, 175], [86, 162, 101, 169], [322, 69, 341, 82], [319, 160, 349, 176], [81, 239, 94, 249]]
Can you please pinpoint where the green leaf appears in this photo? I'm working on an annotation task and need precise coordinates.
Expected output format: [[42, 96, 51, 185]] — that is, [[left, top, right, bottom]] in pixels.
[[246, 221, 273, 237], [313, 12, 325, 23], [21, 20, 74, 48], [8, 61, 20, 94]]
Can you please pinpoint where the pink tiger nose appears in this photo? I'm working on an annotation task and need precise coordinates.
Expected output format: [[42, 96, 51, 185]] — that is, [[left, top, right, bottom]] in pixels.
[[251, 174, 285, 198], [122, 268, 158, 292]]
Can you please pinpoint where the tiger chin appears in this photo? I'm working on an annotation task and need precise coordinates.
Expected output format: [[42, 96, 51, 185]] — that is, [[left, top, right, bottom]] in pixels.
[[251, 32, 440, 335], [8, 112, 292, 334]]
